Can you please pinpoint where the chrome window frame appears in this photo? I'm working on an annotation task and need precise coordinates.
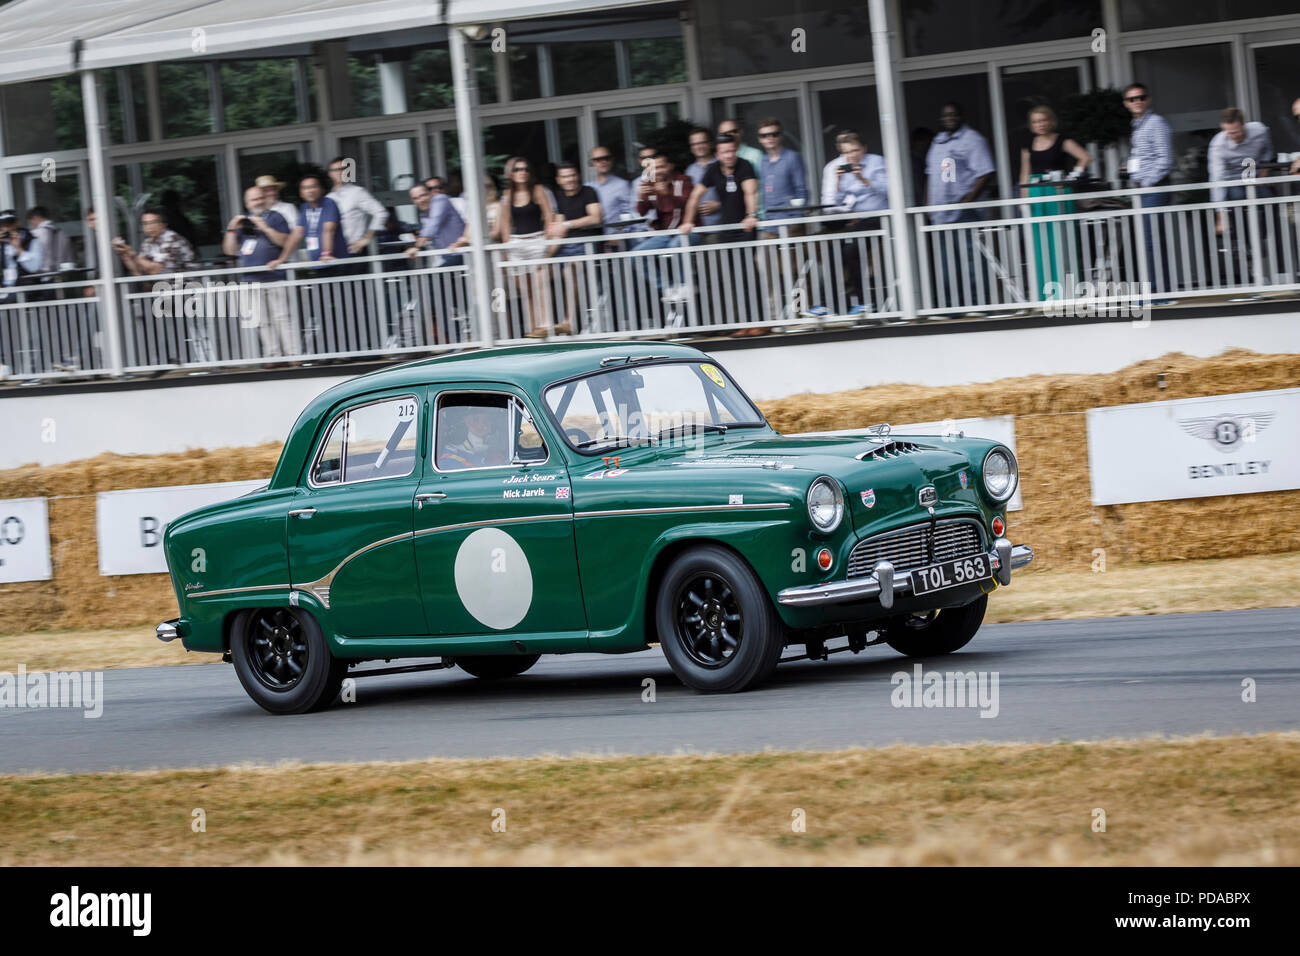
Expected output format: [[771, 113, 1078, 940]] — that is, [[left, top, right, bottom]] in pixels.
[[431, 388, 551, 475], [306, 393, 421, 490]]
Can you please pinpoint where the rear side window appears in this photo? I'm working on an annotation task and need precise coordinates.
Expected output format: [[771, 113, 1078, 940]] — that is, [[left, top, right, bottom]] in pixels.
[[310, 395, 419, 486]]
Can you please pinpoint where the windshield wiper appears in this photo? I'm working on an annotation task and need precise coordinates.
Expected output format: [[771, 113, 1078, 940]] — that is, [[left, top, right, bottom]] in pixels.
[[574, 435, 656, 450], [656, 423, 728, 441]]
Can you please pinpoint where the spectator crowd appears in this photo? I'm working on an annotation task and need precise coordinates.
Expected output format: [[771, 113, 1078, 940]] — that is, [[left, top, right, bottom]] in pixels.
[[6, 84, 1300, 370]]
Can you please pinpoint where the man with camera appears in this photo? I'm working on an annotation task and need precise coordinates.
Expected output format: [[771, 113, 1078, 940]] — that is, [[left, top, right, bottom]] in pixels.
[[821, 130, 889, 314], [0, 209, 40, 304], [223, 185, 297, 361]]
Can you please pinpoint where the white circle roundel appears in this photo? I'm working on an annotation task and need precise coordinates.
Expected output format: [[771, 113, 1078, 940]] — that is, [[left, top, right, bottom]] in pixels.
[[453, 527, 533, 630]]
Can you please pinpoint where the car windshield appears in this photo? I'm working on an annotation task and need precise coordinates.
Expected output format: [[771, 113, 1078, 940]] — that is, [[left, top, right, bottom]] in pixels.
[[544, 360, 766, 452]]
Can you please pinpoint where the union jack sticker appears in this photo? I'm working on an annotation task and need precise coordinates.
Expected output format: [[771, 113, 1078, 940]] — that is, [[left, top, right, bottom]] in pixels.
[[959, 470, 968, 489], [556, 486, 570, 500], [861, 488, 876, 508]]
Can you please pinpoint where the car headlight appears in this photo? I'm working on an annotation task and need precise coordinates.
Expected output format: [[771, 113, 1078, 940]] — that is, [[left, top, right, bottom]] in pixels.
[[982, 448, 1018, 502], [807, 476, 844, 533]]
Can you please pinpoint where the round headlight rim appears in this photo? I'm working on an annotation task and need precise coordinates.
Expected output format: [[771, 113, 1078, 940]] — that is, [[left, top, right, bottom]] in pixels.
[[981, 447, 1019, 503], [806, 475, 845, 534]]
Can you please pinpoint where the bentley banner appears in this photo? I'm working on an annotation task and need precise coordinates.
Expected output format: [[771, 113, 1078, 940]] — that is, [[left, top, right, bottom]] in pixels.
[[0, 497, 52, 583], [1087, 387, 1299, 505], [96, 480, 267, 576]]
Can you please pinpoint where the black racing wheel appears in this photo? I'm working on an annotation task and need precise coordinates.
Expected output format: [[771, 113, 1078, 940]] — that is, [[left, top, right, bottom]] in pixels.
[[230, 607, 346, 714], [656, 545, 785, 693]]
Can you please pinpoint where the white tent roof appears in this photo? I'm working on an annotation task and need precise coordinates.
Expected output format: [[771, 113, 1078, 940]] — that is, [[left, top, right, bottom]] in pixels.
[[0, 0, 660, 85]]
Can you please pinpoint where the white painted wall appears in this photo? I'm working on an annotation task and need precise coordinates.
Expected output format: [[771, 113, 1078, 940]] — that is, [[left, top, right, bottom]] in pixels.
[[1, 311, 1297, 470]]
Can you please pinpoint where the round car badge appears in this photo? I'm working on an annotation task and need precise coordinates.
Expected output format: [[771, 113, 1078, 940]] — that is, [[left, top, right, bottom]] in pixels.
[[454, 527, 533, 630]]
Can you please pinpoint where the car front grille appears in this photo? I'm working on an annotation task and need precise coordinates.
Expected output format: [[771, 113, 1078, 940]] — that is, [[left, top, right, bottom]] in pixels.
[[846, 519, 985, 578]]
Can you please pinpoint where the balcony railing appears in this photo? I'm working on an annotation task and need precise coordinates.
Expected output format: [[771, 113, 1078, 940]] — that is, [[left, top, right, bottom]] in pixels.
[[2, 176, 1298, 383]]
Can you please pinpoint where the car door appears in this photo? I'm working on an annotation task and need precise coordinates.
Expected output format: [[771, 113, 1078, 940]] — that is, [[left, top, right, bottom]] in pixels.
[[287, 389, 427, 638], [413, 385, 587, 647]]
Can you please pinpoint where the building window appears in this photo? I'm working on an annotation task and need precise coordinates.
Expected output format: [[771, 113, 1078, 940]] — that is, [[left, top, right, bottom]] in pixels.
[[409, 47, 455, 111], [1130, 43, 1235, 183], [1255, 42, 1300, 156], [158, 62, 215, 138], [903, 0, 1101, 58], [1120, 0, 1297, 32], [628, 38, 687, 87], [221, 59, 308, 131], [552, 41, 619, 96], [0, 76, 85, 155], [105, 66, 149, 145], [694, 0, 871, 79]]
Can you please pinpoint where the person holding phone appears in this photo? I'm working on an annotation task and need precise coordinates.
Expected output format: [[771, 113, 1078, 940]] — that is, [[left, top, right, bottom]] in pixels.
[[820, 130, 888, 313]]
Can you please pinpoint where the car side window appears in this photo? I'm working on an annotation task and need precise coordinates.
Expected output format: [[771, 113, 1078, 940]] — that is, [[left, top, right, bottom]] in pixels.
[[310, 395, 420, 486], [436, 393, 547, 472]]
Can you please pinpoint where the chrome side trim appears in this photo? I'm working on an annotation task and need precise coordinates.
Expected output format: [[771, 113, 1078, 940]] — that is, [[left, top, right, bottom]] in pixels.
[[185, 584, 290, 599], [575, 503, 791, 518], [294, 530, 415, 610], [297, 514, 580, 609]]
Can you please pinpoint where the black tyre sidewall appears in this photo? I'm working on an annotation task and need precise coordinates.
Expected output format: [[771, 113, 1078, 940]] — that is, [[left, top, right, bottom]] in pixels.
[[656, 545, 783, 693], [885, 594, 987, 658], [230, 607, 340, 715]]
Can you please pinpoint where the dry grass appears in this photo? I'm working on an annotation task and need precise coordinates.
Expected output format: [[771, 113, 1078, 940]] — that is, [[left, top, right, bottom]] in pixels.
[[987, 551, 1300, 623], [0, 734, 1295, 866], [3, 551, 1296, 674], [0, 627, 210, 673]]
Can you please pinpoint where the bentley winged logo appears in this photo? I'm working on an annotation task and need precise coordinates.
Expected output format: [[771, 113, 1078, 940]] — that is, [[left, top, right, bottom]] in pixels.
[[1177, 412, 1274, 453]]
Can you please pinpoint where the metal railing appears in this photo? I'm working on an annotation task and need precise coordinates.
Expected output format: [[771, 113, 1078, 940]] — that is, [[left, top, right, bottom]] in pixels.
[[0, 275, 107, 380], [911, 173, 1300, 316], [485, 211, 895, 342], [3, 177, 1299, 383]]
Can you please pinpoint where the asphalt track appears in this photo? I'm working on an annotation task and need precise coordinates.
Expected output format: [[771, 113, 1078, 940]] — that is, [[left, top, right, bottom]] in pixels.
[[3, 607, 1298, 774]]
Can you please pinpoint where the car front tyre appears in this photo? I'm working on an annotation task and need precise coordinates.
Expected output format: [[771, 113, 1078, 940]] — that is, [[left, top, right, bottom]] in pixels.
[[230, 607, 346, 714], [656, 545, 785, 693], [883, 594, 987, 657]]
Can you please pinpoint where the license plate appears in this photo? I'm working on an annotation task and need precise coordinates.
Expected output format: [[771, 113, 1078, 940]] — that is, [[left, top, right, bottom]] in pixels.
[[910, 554, 991, 595]]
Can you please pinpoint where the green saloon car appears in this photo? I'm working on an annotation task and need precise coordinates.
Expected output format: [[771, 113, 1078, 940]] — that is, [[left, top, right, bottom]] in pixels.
[[157, 342, 1032, 713]]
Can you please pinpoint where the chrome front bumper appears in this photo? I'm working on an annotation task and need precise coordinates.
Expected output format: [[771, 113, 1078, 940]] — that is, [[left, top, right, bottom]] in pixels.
[[777, 538, 1034, 608], [156, 619, 180, 642]]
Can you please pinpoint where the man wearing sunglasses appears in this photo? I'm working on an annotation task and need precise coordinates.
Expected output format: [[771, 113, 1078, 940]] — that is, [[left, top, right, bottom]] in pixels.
[[586, 146, 638, 245], [1124, 83, 1175, 298]]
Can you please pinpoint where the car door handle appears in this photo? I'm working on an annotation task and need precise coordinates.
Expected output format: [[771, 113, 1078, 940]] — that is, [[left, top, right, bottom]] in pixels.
[[415, 493, 447, 509], [288, 508, 317, 519]]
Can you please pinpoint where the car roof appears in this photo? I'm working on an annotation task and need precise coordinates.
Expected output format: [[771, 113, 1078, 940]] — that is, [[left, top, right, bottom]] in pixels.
[[270, 342, 718, 489]]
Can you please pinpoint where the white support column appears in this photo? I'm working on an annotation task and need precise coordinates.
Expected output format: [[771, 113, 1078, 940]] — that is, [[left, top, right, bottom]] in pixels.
[[450, 26, 496, 347], [869, 0, 917, 320], [80, 68, 126, 376]]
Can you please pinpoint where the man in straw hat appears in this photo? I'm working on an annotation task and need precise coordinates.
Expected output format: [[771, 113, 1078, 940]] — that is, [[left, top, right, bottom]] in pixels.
[[257, 174, 297, 230]]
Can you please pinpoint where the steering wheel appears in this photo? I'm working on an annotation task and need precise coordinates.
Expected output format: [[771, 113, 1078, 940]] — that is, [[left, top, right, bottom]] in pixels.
[[565, 426, 591, 445]]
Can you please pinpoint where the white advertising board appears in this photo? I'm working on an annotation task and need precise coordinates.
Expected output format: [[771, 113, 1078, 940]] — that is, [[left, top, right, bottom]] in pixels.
[[96, 480, 266, 576], [0, 497, 52, 583], [1087, 388, 1300, 505]]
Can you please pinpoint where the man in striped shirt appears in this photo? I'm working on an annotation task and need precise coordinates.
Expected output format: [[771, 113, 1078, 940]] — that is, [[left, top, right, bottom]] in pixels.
[[1124, 82, 1175, 296]]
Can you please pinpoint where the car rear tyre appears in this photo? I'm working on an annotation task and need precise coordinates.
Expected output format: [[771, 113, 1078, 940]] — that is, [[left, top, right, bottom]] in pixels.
[[457, 654, 541, 679], [230, 607, 346, 714], [656, 545, 785, 693], [884, 594, 987, 657]]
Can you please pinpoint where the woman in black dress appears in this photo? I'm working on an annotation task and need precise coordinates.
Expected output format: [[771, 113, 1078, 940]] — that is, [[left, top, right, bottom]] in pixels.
[[1018, 106, 1091, 194]]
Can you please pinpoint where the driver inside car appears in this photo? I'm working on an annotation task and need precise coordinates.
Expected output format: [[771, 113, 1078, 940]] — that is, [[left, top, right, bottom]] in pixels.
[[438, 405, 509, 470]]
